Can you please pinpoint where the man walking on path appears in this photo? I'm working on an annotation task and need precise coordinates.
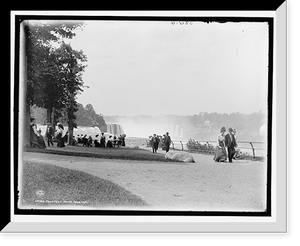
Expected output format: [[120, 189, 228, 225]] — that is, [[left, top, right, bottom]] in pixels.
[[225, 127, 237, 163], [164, 132, 172, 153], [151, 134, 160, 153]]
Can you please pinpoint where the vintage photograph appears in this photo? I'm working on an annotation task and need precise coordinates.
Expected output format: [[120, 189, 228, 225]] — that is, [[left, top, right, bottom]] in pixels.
[[17, 16, 271, 214]]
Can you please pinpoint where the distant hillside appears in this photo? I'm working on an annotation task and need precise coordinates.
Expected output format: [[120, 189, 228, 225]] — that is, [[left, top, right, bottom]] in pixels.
[[32, 106, 267, 141], [75, 103, 107, 131]]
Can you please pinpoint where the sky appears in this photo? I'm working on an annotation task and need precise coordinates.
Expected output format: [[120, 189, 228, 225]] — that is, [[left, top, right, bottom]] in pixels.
[[68, 20, 269, 116]]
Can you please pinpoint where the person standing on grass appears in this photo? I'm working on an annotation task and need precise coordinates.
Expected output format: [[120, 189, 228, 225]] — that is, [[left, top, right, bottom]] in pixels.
[[29, 117, 46, 149], [100, 132, 106, 147], [87, 135, 93, 147], [94, 134, 100, 147], [56, 123, 65, 148], [164, 132, 172, 153], [64, 130, 69, 145], [29, 117, 39, 148], [45, 123, 54, 147], [106, 135, 113, 148], [121, 134, 126, 147], [82, 134, 88, 146]]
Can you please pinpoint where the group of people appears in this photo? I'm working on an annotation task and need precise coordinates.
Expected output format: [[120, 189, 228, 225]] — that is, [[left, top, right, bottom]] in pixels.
[[84, 133, 126, 148], [30, 118, 70, 149], [30, 118, 237, 163], [213, 127, 238, 163], [29, 117, 47, 149], [149, 132, 172, 153], [29, 117, 126, 149], [75, 134, 94, 147]]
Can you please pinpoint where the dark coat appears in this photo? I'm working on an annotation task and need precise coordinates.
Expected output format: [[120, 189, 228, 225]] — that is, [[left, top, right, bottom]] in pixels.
[[225, 133, 237, 148], [164, 135, 171, 146], [151, 136, 160, 149], [46, 126, 54, 137]]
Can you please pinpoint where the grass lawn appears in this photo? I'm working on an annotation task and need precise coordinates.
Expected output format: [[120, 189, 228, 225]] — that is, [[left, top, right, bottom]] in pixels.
[[20, 161, 149, 208], [25, 145, 174, 162]]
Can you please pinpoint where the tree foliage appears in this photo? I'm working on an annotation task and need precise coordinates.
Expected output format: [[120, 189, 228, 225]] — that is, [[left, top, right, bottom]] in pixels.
[[52, 42, 87, 136], [23, 20, 87, 146], [75, 103, 107, 128], [25, 20, 84, 108]]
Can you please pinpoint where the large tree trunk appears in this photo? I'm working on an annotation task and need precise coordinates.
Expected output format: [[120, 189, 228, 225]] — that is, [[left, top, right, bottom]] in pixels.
[[68, 105, 74, 146], [22, 22, 31, 148], [46, 108, 52, 124], [68, 122, 73, 146], [51, 107, 56, 132], [24, 103, 31, 147]]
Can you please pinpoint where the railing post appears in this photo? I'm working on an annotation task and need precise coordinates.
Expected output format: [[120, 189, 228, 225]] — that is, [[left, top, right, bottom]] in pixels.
[[179, 141, 183, 150], [206, 142, 210, 155], [249, 142, 256, 158], [171, 141, 174, 150]]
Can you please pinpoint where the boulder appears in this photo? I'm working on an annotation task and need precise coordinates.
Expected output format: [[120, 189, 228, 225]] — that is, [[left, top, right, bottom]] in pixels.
[[165, 151, 195, 163]]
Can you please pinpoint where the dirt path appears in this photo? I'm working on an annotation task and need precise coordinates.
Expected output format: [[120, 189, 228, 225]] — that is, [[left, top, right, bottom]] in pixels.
[[22, 151, 267, 211]]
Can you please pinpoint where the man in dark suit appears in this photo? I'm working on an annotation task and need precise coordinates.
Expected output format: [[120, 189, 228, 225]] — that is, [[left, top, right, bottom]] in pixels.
[[151, 134, 160, 153], [45, 123, 54, 147], [225, 127, 237, 163], [164, 132, 172, 153]]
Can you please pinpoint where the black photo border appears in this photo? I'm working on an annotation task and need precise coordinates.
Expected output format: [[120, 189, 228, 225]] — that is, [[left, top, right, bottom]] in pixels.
[[12, 14, 273, 218]]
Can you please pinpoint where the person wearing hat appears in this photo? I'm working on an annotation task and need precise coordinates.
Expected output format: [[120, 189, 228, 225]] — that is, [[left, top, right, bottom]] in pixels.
[[94, 134, 100, 147], [164, 132, 172, 153], [56, 123, 65, 148], [213, 127, 227, 162], [151, 134, 160, 153], [29, 117, 46, 149], [231, 128, 240, 159], [225, 127, 237, 163], [29, 117, 39, 147], [45, 122, 54, 147], [100, 132, 106, 148]]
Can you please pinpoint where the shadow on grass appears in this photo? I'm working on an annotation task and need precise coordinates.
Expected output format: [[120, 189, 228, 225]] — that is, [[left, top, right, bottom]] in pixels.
[[20, 161, 149, 209]]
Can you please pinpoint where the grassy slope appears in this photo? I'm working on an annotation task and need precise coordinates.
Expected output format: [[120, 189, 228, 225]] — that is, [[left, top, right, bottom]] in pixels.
[[20, 161, 149, 208], [24, 145, 174, 162]]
